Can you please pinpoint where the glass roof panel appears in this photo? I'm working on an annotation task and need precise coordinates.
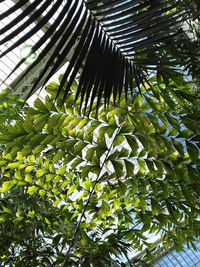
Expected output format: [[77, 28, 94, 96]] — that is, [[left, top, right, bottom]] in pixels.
[[152, 241, 200, 267], [0, 0, 67, 93], [0, 0, 46, 91]]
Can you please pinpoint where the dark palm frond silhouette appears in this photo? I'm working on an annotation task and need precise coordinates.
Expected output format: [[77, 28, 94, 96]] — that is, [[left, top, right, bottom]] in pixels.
[[0, 0, 189, 107]]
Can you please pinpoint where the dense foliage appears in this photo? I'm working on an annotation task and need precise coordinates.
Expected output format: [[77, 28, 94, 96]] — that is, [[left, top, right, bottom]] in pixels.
[[0, 90, 24, 132], [0, 73, 199, 266]]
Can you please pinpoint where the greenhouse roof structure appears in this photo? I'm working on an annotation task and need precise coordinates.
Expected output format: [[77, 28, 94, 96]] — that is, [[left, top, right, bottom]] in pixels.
[[0, 0, 71, 97]]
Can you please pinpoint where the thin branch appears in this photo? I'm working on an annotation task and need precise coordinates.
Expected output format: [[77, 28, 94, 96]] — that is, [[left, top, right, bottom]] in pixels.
[[63, 124, 122, 265]]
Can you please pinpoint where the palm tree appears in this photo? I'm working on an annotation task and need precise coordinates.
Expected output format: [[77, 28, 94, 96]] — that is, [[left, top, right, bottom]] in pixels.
[[0, 0, 196, 107]]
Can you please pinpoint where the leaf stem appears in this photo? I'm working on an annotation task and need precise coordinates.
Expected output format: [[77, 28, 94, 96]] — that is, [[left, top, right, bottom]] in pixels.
[[63, 125, 122, 265]]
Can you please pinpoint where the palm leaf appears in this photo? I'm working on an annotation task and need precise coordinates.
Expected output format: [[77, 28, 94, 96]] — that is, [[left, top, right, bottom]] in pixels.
[[0, 0, 187, 107]]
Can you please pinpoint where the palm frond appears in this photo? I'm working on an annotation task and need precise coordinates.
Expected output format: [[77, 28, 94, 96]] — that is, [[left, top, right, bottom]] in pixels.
[[0, 0, 187, 107]]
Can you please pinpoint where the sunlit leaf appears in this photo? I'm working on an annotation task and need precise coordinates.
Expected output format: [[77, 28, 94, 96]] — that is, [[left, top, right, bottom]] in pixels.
[[27, 186, 39, 196], [36, 169, 46, 178], [0, 180, 16, 193]]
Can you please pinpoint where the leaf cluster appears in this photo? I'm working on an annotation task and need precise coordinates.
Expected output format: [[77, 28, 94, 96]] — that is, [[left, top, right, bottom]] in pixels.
[[0, 74, 199, 266]]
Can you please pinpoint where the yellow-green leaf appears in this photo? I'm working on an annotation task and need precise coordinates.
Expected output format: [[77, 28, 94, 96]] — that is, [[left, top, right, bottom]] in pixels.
[[67, 185, 77, 196], [39, 189, 46, 197], [82, 179, 92, 191], [7, 162, 20, 169], [27, 186, 39, 195], [25, 174, 33, 184], [0, 180, 16, 193], [25, 166, 34, 173], [36, 169, 46, 178], [27, 210, 35, 218]]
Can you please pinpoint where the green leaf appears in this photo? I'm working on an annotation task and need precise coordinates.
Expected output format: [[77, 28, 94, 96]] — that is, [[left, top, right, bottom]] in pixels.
[[0, 161, 6, 167], [159, 181, 169, 198], [130, 180, 138, 194], [14, 170, 22, 180], [70, 211, 79, 221], [27, 155, 35, 164], [27, 210, 35, 219], [29, 134, 46, 147], [113, 135, 125, 147], [65, 139, 77, 151], [126, 135, 138, 152], [146, 249, 154, 262], [34, 98, 49, 112], [42, 134, 56, 145], [78, 118, 88, 129], [140, 199, 147, 211], [186, 141, 199, 162], [124, 197, 131, 209], [45, 217, 51, 225], [0, 134, 14, 143], [0, 215, 6, 223], [33, 144, 46, 155], [166, 201, 179, 221], [34, 114, 50, 131], [125, 160, 134, 177], [101, 201, 111, 217], [118, 148, 129, 158], [81, 165, 97, 179], [175, 164, 190, 183], [25, 165, 34, 173], [27, 186, 39, 196], [114, 199, 121, 211], [140, 212, 151, 224], [85, 147, 96, 162], [21, 145, 33, 156], [137, 159, 146, 176], [53, 199, 61, 207], [173, 140, 185, 156], [0, 180, 16, 193], [42, 159, 50, 170], [71, 158, 83, 169], [18, 163, 27, 170], [182, 117, 199, 133], [112, 160, 124, 178], [99, 125, 116, 139], [58, 166, 66, 176], [13, 217, 24, 224], [54, 175, 62, 184], [151, 198, 161, 216], [74, 141, 87, 155], [25, 174, 33, 184], [67, 185, 77, 196], [36, 177, 45, 188], [166, 113, 181, 131], [3, 153, 12, 161], [82, 179, 92, 191], [53, 151, 65, 162], [36, 169, 46, 178], [161, 89, 176, 109], [7, 162, 20, 169], [118, 181, 127, 197], [3, 207, 12, 214]]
